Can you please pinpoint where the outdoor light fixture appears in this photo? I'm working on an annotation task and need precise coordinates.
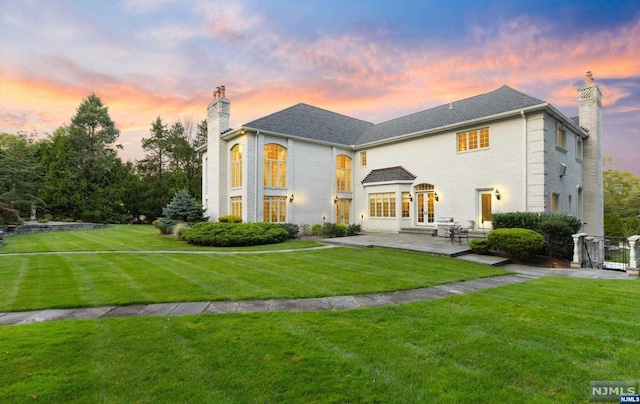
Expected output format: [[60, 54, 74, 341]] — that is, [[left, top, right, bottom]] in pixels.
[[495, 189, 501, 200], [334, 196, 339, 204], [409, 193, 413, 202], [434, 192, 439, 202], [289, 194, 294, 203]]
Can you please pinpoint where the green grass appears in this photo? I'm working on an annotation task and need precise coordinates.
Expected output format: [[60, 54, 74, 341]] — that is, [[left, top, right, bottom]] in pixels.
[[1, 277, 638, 403], [0, 248, 509, 312], [0, 224, 322, 253]]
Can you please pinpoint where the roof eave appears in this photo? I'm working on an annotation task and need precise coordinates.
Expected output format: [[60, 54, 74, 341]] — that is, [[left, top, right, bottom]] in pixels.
[[354, 103, 550, 149], [236, 126, 355, 149]]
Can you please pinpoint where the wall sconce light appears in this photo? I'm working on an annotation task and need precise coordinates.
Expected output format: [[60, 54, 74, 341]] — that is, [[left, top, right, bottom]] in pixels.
[[434, 192, 439, 202], [495, 189, 501, 200], [289, 194, 294, 203], [409, 193, 413, 202], [334, 196, 339, 204]]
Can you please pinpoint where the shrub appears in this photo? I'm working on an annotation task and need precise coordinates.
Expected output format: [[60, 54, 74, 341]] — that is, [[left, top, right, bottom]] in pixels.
[[0, 202, 22, 225], [299, 224, 312, 236], [311, 224, 323, 236], [336, 223, 347, 237], [153, 217, 178, 234], [487, 228, 545, 261], [469, 238, 490, 254], [492, 212, 581, 234], [218, 215, 242, 223], [347, 223, 361, 236], [537, 220, 575, 259], [182, 222, 288, 247], [280, 223, 300, 239], [80, 210, 102, 223], [172, 222, 191, 240]]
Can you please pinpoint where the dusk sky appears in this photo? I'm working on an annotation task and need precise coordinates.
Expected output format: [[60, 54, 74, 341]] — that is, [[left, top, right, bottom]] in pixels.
[[1, 0, 638, 174]]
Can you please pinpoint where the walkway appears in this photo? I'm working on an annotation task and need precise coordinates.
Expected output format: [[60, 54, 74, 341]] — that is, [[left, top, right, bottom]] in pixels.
[[1, 233, 634, 327]]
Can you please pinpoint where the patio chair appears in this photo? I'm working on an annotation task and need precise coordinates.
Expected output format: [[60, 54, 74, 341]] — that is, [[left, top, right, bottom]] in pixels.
[[455, 228, 469, 245]]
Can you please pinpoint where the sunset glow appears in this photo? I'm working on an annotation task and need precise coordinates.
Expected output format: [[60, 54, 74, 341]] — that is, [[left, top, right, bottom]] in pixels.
[[1, 1, 638, 173]]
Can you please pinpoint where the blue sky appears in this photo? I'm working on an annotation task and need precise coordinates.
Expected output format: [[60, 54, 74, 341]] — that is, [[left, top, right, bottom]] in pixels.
[[1, 0, 638, 174]]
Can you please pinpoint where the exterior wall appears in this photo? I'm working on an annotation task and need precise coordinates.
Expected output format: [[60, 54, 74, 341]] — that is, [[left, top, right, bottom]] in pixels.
[[354, 115, 529, 231], [203, 96, 230, 221]]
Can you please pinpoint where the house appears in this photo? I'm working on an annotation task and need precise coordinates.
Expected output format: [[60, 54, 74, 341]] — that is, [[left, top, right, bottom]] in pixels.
[[201, 72, 603, 236]]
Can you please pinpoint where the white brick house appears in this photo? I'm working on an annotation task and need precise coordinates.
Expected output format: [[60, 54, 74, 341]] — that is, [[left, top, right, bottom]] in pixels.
[[201, 73, 603, 235]]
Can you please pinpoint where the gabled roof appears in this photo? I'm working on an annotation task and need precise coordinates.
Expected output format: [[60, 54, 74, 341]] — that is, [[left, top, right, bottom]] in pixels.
[[356, 86, 545, 145], [245, 103, 373, 145], [361, 166, 417, 184], [241, 85, 546, 147]]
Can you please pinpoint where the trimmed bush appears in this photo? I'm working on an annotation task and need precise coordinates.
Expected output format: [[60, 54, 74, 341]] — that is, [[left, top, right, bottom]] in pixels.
[[537, 220, 575, 259], [218, 215, 242, 223], [487, 228, 545, 261], [336, 223, 347, 237], [347, 223, 361, 236], [182, 222, 288, 247], [155, 217, 178, 234], [469, 238, 490, 255], [280, 223, 300, 239], [311, 224, 323, 236], [492, 212, 581, 234]]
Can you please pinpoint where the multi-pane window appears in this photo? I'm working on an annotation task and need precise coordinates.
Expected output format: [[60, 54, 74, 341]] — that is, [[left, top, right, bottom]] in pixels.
[[263, 196, 286, 223], [336, 155, 352, 192], [401, 192, 411, 218], [231, 196, 242, 218], [264, 144, 286, 188], [231, 144, 242, 188], [457, 128, 489, 152], [369, 193, 396, 218], [361, 151, 367, 166]]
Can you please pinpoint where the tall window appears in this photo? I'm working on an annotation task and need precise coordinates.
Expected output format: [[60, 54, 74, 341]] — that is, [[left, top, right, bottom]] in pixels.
[[264, 196, 286, 223], [369, 193, 396, 218], [231, 196, 242, 218], [264, 144, 286, 188], [361, 151, 367, 166], [231, 144, 242, 188], [401, 192, 411, 218], [576, 137, 583, 160], [336, 155, 352, 192], [458, 128, 489, 152], [551, 193, 560, 213]]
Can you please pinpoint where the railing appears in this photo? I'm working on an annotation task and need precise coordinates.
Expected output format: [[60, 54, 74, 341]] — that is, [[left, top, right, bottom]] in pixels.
[[572, 234, 640, 275]]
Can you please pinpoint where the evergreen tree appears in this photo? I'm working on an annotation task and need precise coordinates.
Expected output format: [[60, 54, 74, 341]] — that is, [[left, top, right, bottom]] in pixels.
[[0, 132, 44, 217], [162, 189, 205, 222]]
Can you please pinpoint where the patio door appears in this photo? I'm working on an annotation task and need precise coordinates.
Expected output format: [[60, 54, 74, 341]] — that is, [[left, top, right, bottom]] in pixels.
[[416, 192, 435, 225], [336, 199, 350, 224], [477, 190, 493, 228]]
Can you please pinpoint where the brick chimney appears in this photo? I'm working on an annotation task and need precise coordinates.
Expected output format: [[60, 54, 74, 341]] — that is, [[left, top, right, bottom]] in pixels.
[[204, 85, 230, 221], [578, 72, 603, 236]]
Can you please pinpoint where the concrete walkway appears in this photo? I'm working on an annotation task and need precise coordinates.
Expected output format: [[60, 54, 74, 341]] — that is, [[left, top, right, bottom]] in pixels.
[[1, 232, 634, 327]]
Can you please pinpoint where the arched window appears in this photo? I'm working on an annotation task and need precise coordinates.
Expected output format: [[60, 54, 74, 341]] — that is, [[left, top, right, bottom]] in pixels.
[[264, 144, 286, 188], [231, 144, 242, 188], [336, 155, 352, 192]]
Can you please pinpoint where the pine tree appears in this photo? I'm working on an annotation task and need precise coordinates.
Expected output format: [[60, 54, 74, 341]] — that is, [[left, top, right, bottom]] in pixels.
[[162, 189, 205, 222]]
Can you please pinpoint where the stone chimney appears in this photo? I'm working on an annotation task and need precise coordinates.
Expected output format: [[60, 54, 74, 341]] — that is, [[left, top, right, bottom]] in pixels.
[[578, 72, 603, 236], [204, 85, 231, 221]]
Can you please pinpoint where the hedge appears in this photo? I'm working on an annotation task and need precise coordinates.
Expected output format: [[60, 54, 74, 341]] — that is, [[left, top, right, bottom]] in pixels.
[[182, 222, 288, 247], [487, 228, 545, 260], [492, 212, 581, 233]]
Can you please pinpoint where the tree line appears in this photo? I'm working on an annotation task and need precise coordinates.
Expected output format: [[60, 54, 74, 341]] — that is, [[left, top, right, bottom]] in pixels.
[[0, 93, 206, 224]]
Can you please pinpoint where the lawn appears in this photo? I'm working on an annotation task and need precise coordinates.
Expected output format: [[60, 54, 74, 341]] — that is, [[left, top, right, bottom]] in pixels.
[[1, 246, 509, 312], [1, 226, 637, 403], [1, 277, 638, 403]]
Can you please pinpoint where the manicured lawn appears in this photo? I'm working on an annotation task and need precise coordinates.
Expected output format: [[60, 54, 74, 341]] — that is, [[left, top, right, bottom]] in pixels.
[[1, 277, 638, 403], [0, 247, 509, 312], [0, 224, 321, 253]]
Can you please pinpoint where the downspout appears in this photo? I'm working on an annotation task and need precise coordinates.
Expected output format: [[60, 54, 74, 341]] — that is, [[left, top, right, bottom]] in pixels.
[[521, 110, 527, 211], [254, 131, 260, 221]]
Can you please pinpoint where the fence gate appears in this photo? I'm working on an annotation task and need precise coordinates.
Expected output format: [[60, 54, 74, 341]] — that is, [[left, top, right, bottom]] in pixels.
[[582, 236, 630, 271]]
